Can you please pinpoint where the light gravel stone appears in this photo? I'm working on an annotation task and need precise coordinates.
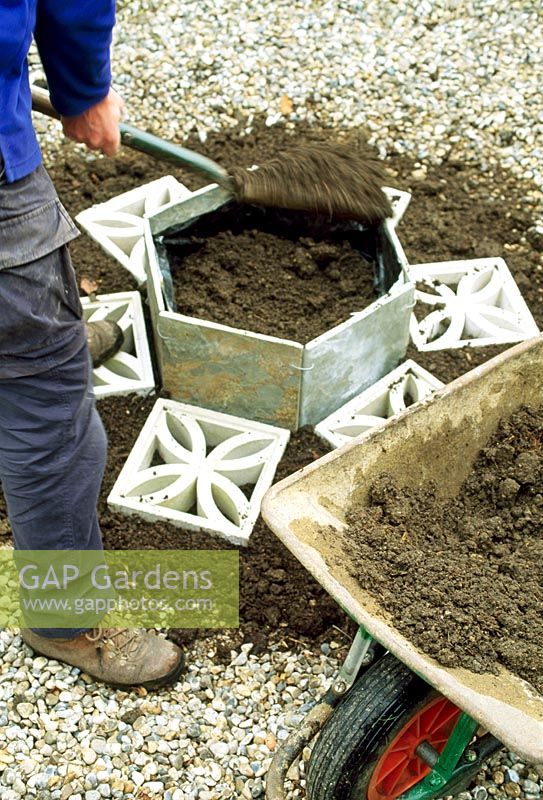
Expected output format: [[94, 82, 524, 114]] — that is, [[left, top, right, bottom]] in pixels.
[[82, 748, 97, 766], [3, 630, 541, 800], [15, 702, 34, 718]]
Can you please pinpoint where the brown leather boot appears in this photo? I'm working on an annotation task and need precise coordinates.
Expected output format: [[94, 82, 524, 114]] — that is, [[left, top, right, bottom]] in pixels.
[[86, 320, 124, 368], [22, 627, 185, 688]]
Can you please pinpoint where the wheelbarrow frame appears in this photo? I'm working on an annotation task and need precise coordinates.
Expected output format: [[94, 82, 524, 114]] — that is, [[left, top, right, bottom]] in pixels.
[[320, 624, 502, 800], [261, 335, 543, 799]]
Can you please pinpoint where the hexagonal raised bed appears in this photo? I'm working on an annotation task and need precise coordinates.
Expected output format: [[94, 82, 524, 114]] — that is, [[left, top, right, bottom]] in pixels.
[[144, 183, 414, 430], [107, 398, 290, 545]]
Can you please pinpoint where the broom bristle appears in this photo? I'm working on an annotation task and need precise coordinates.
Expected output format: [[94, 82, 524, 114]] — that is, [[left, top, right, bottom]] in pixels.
[[229, 143, 392, 223]]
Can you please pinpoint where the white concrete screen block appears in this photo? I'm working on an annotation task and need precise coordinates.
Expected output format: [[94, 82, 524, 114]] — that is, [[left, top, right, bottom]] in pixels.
[[108, 399, 290, 545], [382, 187, 412, 227], [409, 258, 539, 350], [82, 291, 155, 398], [315, 360, 444, 449], [76, 176, 192, 284]]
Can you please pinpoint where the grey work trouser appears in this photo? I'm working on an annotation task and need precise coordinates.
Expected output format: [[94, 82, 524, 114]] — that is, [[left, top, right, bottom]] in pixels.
[[0, 162, 107, 637]]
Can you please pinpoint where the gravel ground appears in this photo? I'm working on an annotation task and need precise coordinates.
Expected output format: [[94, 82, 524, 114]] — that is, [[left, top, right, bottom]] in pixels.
[[0, 630, 343, 800], [7, 1, 543, 799], [30, 1, 543, 205]]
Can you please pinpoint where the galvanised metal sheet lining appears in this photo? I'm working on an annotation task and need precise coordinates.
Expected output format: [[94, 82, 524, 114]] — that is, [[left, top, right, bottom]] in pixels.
[[145, 186, 413, 430]]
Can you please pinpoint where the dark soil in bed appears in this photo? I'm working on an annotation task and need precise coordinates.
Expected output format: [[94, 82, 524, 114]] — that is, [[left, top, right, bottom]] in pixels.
[[338, 405, 543, 692], [1, 116, 541, 660], [168, 208, 377, 342]]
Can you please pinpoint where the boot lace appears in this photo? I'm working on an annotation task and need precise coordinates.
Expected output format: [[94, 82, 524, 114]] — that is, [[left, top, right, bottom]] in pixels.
[[85, 627, 147, 663]]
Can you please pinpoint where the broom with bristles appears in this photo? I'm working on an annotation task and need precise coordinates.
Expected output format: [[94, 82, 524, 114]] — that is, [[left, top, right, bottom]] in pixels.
[[31, 86, 392, 224]]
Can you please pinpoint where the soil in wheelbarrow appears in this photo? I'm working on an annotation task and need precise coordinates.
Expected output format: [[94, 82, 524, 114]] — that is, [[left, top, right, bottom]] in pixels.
[[334, 404, 543, 692], [166, 206, 378, 343]]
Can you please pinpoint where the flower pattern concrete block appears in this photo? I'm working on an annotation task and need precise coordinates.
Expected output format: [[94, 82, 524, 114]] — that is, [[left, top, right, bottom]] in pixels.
[[108, 399, 290, 545], [383, 186, 412, 227], [82, 292, 155, 398], [409, 258, 539, 350], [314, 360, 444, 449], [76, 176, 192, 284]]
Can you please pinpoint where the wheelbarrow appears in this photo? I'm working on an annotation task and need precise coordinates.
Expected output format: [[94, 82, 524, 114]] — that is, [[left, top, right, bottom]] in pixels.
[[261, 334, 543, 800]]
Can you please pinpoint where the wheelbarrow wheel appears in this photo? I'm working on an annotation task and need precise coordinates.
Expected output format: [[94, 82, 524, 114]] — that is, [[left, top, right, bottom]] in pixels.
[[307, 652, 463, 800]]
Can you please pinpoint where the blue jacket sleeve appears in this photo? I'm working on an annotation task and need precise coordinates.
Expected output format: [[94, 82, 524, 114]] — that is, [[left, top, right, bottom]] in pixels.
[[34, 0, 115, 117]]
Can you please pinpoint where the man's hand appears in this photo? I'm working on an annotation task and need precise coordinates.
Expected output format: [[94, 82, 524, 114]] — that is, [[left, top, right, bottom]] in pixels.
[[61, 89, 124, 156]]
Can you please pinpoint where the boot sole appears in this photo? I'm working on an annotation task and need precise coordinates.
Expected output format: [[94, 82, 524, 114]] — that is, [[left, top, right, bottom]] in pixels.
[[127, 650, 187, 690]]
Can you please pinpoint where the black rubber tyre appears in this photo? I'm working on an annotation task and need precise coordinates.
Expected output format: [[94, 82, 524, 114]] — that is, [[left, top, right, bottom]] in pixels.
[[307, 652, 449, 800]]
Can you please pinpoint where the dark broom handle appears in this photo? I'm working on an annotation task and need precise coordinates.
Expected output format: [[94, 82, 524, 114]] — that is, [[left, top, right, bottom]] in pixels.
[[30, 85, 232, 186]]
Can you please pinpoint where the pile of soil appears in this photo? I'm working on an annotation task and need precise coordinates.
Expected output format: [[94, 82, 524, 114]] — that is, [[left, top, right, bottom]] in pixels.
[[337, 405, 543, 691], [0, 115, 540, 659], [168, 205, 377, 342]]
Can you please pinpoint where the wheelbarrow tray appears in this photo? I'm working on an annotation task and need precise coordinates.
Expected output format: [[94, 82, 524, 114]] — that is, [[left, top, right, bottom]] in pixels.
[[262, 335, 543, 762]]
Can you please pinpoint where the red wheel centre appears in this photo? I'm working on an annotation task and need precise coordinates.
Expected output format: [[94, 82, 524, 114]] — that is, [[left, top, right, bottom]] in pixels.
[[367, 696, 461, 800]]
